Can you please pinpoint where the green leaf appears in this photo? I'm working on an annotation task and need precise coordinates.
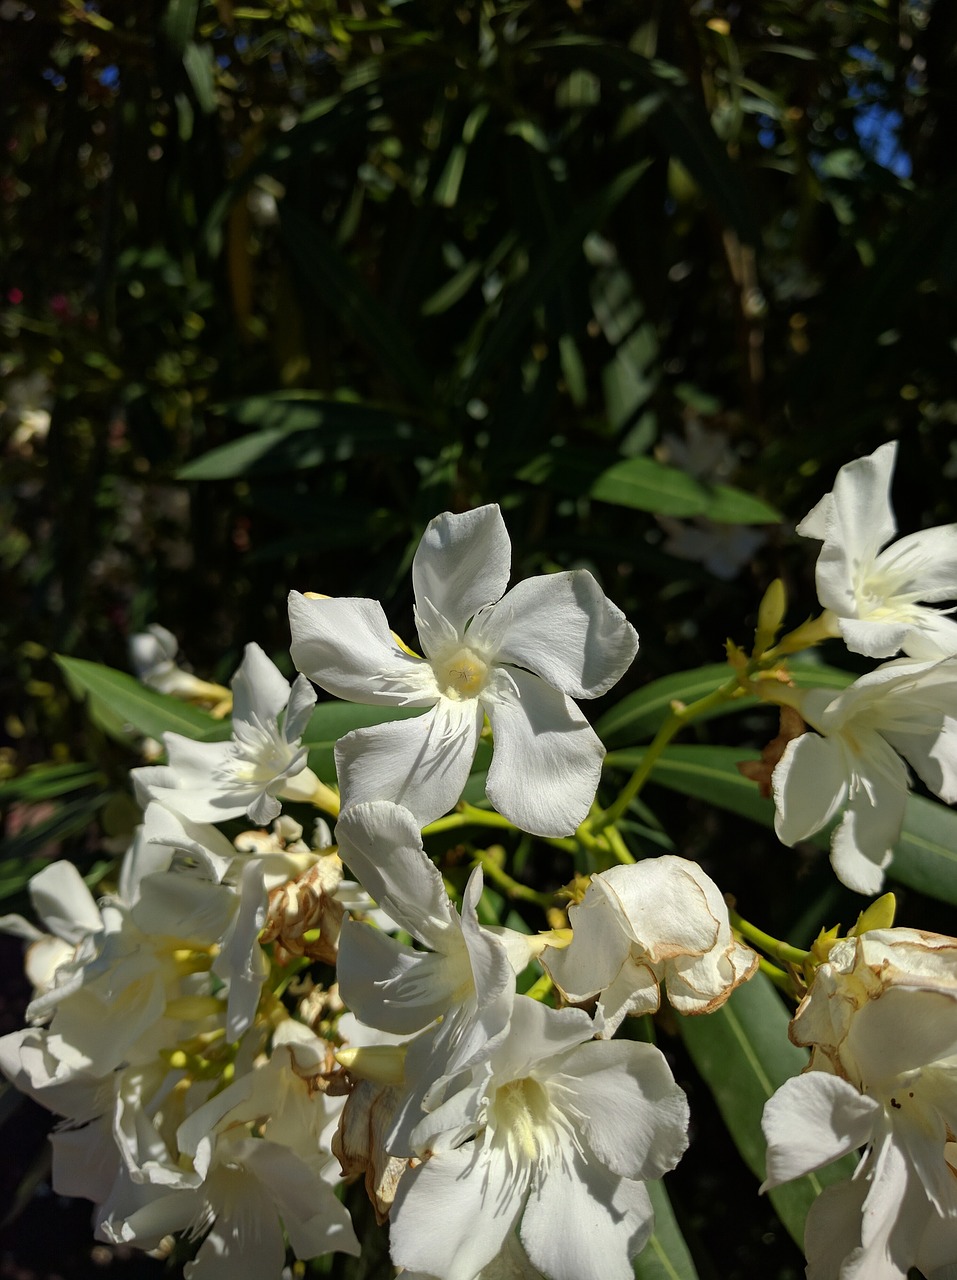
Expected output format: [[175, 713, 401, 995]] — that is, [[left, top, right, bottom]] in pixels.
[[679, 971, 858, 1248], [606, 743, 957, 906], [179, 396, 424, 480], [536, 39, 760, 244], [182, 41, 217, 114], [459, 161, 650, 401], [56, 657, 229, 745], [634, 1179, 700, 1279], [589, 457, 779, 522], [0, 763, 104, 802], [280, 205, 435, 406], [597, 661, 854, 746], [0, 793, 111, 895]]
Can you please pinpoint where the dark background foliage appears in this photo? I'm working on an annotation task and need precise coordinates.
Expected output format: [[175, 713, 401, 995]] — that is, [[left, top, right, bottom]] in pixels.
[[2, 1, 956, 1277]]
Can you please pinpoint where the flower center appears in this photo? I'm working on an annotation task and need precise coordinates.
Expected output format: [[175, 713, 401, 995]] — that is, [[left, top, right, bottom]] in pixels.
[[436, 647, 489, 700], [490, 1077, 554, 1165]]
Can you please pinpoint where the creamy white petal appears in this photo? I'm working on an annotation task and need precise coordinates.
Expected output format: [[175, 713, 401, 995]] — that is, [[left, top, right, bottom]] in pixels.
[[772, 732, 847, 846], [761, 1073, 877, 1189], [288, 592, 437, 704], [480, 571, 638, 699], [521, 1150, 652, 1280], [231, 642, 293, 728], [874, 525, 957, 602], [485, 669, 603, 837], [560, 1039, 689, 1181], [334, 801, 453, 945], [337, 918, 455, 1034], [412, 505, 512, 636], [829, 778, 906, 895], [28, 861, 103, 944], [390, 1143, 520, 1280], [336, 701, 482, 828]]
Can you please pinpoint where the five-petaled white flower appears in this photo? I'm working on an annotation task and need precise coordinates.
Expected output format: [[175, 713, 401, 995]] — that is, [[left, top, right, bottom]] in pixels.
[[288, 504, 638, 836], [388, 996, 689, 1280], [762, 928, 957, 1280], [133, 642, 320, 826], [770, 658, 957, 895], [798, 441, 957, 660]]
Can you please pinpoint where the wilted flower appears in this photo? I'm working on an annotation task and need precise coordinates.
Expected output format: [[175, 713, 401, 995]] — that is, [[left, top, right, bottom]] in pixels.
[[542, 856, 756, 1034], [762, 928, 957, 1280]]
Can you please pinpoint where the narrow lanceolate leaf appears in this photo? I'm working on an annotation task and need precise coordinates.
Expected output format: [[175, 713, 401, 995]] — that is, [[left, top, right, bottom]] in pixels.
[[590, 457, 781, 523], [679, 972, 858, 1248], [597, 661, 854, 746], [604, 743, 957, 906], [55, 657, 229, 745], [634, 1179, 700, 1279]]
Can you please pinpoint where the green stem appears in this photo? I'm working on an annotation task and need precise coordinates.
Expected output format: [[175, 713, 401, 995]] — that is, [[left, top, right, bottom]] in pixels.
[[603, 822, 635, 865], [729, 908, 808, 967], [758, 956, 795, 994], [592, 675, 742, 832], [423, 804, 576, 852], [473, 848, 553, 909]]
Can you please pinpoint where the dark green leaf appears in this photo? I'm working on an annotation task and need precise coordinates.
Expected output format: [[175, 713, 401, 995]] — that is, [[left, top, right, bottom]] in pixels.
[[680, 972, 858, 1247], [634, 1179, 700, 1279], [56, 657, 229, 745]]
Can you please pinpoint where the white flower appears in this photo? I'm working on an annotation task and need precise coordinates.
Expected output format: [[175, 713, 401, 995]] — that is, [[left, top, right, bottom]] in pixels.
[[288, 504, 638, 836], [388, 996, 689, 1280], [761, 928, 957, 1280], [129, 625, 226, 703], [770, 658, 957, 894], [133, 642, 319, 826], [542, 856, 757, 1034], [0, 860, 104, 1003], [798, 441, 957, 660], [335, 801, 526, 1130]]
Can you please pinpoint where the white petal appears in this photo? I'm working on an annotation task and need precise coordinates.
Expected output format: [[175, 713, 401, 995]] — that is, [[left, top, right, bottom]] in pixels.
[[772, 732, 847, 846], [28, 861, 102, 944], [231, 642, 291, 728], [484, 669, 603, 837], [283, 673, 318, 741], [336, 701, 482, 828], [760, 1072, 877, 1189], [521, 1149, 653, 1280], [829, 777, 906, 895], [874, 525, 957, 602], [480, 571, 638, 699], [839, 617, 913, 660], [390, 1143, 520, 1280], [804, 1178, 870, 1280], [334, 801, 453, 944], [337, 918, 455, 1034], [287, 592, 437, 705], [543, 882, 628, 1002], [560, 1039, 689, 1181], [412, 505, 512, 635]]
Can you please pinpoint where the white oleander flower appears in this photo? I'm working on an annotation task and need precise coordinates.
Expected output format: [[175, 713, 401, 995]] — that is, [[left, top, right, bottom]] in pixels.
[[542, 856, 757, 1035], [762, 928, 957, 1280], [335, 801, 529, 1130], [770, 658, 957, 894], [798, 441, 957, 660], [129, 625, 227, 703], [388, 996, 689, 1280], [133, 642, 320, 826], [288, 504, 638, 836], [0, 860, 104, 1003]]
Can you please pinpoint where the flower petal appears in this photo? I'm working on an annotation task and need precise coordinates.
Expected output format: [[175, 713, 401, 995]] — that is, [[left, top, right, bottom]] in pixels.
[[772, 731, 847, 846], [760, 1072, 877, 1190], [390, 1143, 519, 1280], [484, 669, 603, 837], [231, 642, 293, 728], [411, 505, 512, 635], [288, 592, 437, 705], [334, 801, 453, 944], [829, 776, 906, 895], [560, 1039, 689, 1181], [521, 1150, 653, 1280], [336, 701, 483, 828], [480, 570, 638, 699]]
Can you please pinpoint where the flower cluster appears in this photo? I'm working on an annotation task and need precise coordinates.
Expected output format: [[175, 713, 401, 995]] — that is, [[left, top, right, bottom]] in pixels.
[[4, 458, 957, 1280]]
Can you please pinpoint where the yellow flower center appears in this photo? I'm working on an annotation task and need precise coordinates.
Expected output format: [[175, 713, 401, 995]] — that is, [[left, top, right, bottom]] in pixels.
[[438, 647, 489, 700]]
